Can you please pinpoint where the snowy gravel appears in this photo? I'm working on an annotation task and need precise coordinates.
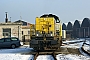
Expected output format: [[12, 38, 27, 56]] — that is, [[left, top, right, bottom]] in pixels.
[[83, 44, 90, 51], [62, 42, 83, 48], [0, 53, 90, 60], [36, 55, 54, 60], [0, 39, 90, 60], [0, 54, 32, 60], [56, 54, 90, 60]]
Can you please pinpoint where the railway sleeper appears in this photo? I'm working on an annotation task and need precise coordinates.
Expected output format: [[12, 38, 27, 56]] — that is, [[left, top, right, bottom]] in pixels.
[[34, 52, 57, 60]]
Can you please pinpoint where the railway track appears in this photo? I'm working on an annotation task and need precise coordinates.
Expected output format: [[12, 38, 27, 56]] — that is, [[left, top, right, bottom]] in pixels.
[[33, 51, 57, 60], [33, 43, 90, 60], [80, 45, 90, 57], [33, 51, 62, 60], [27, 47, 69, 60], [81, 47, 90, 56], [21, 45, 82, 60], [21, 42, 87, 60]]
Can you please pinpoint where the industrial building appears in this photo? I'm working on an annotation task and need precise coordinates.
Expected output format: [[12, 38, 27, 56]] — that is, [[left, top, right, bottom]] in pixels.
[[62, 18, 90, 39], [0, 12, 32, 41], [0, 22, 22, 40]]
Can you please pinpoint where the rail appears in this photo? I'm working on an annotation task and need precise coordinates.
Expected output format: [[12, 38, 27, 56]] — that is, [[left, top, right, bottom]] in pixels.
[[79, 43, 90, 57]]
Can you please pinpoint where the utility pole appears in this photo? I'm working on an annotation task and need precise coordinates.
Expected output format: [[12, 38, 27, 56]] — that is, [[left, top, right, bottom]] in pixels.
[[10, 17, 11, 22], [20, 12, 22, 20], [20, 16, 22, 20]]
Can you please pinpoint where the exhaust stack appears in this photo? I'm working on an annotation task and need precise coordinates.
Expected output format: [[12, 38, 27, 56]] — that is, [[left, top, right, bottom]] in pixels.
[[5, 12, 8, 23]]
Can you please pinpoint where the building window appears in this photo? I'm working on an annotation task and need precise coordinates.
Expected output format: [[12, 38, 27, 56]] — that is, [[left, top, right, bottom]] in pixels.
[[22, 31, 23, 35], [3, 28, 11, 37], [28, 31, 30, 34]]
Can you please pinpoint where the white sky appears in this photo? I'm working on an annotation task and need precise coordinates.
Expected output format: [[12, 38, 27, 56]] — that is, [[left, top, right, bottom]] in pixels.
[[0, 0, 90, 24]]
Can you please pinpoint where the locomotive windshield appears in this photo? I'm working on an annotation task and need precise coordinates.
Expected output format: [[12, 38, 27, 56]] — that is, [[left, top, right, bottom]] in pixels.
[[40, 14, 60, 23]]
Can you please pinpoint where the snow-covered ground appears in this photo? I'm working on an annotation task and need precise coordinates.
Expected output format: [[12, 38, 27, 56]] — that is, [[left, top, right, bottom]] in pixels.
[[56, 54, 90, 60], [0, 45, 33, 53], [0, 54, 32, 60], [62, 39, 84, 48], [82, 39, 90, 52], [83, 44, 90, 51], [0, 53, 90, 60], [0, 39, 90, 60]]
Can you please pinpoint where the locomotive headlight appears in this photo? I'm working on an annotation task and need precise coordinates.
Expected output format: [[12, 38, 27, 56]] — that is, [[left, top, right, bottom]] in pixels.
[[51, 34, 53, 36], [36, 34, 39, 36]]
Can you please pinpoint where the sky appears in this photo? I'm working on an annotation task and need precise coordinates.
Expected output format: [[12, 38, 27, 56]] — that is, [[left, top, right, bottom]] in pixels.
[[0, 0, 90, 24]]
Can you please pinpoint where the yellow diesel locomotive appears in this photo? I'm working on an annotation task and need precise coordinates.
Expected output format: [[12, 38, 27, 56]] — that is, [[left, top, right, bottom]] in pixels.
[[30, 14, 62, 51]]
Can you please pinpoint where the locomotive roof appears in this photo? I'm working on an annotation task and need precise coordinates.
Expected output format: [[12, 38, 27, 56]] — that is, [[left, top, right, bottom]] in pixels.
[[40, 14, 59, 20]]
